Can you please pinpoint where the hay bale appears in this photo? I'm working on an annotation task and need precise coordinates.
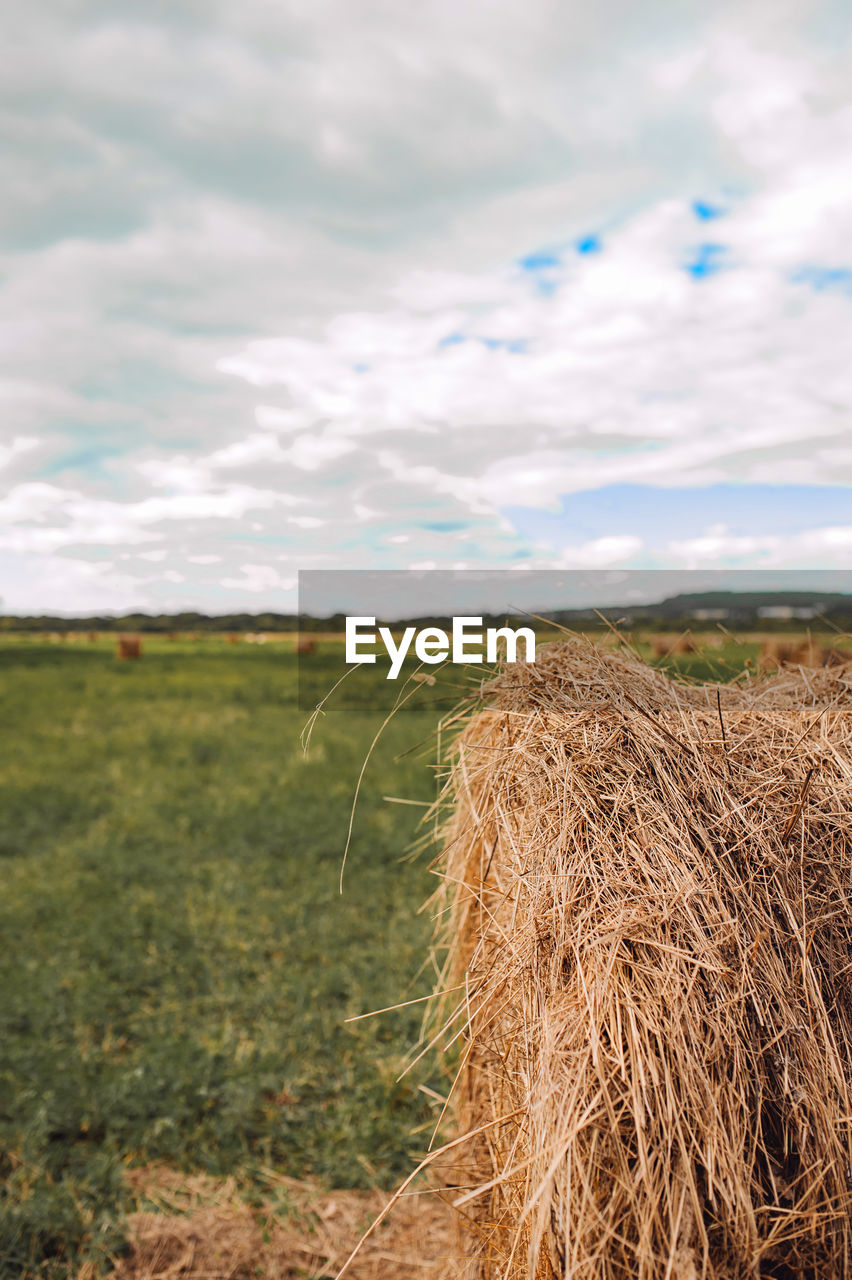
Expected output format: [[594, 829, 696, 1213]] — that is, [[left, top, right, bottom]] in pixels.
[[650, 634, 695, 658], [797, 641, 852, 668], [758, 638, 798, 668], [295, 635, 317, 655], [761, 639, 852, 669], [437, 640, 852, 1279], [117, 633, 142, 660]]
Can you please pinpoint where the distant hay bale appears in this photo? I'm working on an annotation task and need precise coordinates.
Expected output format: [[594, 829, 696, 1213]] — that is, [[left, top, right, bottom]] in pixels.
[[295, 635, 317, 655], [436, 639, 852, 1280], [798, 641, 852, 668], [87, 631, 98, 642], [650, 633, 696, 657], [116, 634, 142, 660], [759, 638, 803, 668], [760, 639, 851, 669], [227, 632, 240, 644]]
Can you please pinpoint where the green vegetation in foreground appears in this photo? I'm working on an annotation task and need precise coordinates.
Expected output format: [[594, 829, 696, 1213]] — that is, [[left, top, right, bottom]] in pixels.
[[0, 633, 760, 1277], [0, 640, 453, 1278]]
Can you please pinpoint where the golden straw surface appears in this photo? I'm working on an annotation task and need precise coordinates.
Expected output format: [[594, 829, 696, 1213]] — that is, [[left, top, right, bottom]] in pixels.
[[435, 639, 852, 1279]]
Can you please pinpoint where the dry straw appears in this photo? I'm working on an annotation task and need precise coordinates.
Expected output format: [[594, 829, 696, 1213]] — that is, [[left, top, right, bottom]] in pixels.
[[110, 1165, 454, 1280], [428, 637, 852, 1279]]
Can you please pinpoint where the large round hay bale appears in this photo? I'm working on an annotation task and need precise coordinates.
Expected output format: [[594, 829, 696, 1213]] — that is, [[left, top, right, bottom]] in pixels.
[[437, 640, 852, 1279], [651, 633, 695, 658], [761, 639, 852, 670], [797, 641, 852, 668], [295, 635, 317, 655], [116, 633, 142, 660]]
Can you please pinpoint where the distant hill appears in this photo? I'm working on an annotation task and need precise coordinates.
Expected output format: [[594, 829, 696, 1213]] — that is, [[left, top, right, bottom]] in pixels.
[[2, 590, 851, 633], [554, 590, 852, 628]]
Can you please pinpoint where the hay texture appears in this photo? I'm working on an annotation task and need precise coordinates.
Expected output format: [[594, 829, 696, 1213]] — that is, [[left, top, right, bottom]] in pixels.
[[110, 1166, 455, 1280], [438, 639, 852, 1280]]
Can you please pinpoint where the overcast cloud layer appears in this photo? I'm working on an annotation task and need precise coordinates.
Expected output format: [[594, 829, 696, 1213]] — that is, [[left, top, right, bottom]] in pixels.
[[1, 0, 851, 612]]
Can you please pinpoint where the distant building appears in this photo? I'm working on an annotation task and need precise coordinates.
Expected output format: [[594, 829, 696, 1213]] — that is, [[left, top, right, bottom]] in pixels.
[[757, 605, 825, 621]]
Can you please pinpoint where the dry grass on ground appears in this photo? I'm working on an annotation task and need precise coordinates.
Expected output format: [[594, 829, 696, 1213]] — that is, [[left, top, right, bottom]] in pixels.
[[106, 1166, 456, 1280]]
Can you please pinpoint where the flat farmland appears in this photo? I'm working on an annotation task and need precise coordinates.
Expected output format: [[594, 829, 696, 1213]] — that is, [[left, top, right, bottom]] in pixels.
[[0, 631, 789, 1276], [0, 638, 454, 1277]]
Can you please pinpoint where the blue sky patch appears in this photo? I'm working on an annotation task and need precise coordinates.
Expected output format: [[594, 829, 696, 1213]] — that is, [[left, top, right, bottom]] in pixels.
[[438, 331, 466, 348], [503, 483, 852, 549], [692, 200, 724, 221], [420, 520, 468, 532], [38, 442, 124, 478], [683, 243, 727, 279], [479, 337, 527, 352], [518, 249, 561, 271], [792, 266, 852, 294], [576, 234, 601, 254]]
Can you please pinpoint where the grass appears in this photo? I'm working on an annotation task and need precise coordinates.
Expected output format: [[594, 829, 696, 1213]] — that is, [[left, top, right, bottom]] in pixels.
[[0, 638, 452, 1278], [0, 630, 769, 1276]]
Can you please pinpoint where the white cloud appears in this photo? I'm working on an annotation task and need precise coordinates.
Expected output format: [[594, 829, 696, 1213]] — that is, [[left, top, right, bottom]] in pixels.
[[220, 563, 297, 593], [558, 536, 644, 568], [287, 515, 325, 529], [0, 435, 39, 470], [669, 524, 852, 568], [0, 551, 148, 613], [0, 479, 301, 553], [221, 189, 852, 515]]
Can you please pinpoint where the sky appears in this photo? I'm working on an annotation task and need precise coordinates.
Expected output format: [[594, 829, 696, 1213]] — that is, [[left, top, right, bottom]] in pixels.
[[1, 0, 852, 614]]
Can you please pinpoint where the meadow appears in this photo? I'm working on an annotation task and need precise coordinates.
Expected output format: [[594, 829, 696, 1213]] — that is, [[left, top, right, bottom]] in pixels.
[[0, 631, 763, 1277]]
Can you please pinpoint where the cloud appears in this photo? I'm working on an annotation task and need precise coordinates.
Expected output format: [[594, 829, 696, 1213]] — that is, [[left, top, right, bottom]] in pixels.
[[0, 435, 38, 471], [0, 550, 149, 614], [221, 183, 852, 518], [220, 563, 297, 593], [668, 523, 852, 569], [0, 479, 300, 553], [2, 0, 851, 609]]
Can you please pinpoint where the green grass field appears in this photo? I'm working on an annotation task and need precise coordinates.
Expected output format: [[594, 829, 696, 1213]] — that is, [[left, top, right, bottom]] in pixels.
[[0, 632, 761, 1277], [0, 638, 462, 1278]]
